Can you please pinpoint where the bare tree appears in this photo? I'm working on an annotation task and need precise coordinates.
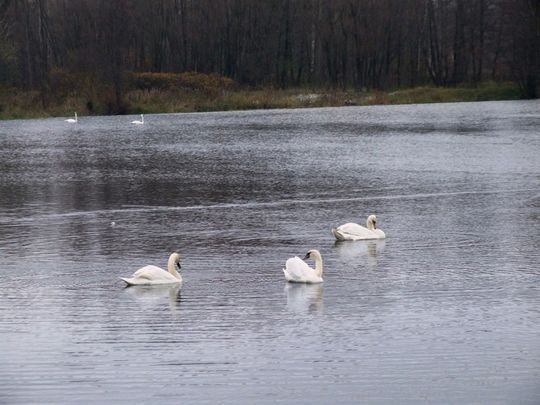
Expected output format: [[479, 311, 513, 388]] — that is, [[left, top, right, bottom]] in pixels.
[[0, 0, 536, 99]]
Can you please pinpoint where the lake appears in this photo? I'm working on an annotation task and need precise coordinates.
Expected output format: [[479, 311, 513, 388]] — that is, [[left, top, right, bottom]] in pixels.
[[0, 100, 539, 403]]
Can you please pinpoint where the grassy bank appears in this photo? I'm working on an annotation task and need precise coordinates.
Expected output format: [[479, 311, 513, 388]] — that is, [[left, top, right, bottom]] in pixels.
[[0, 80, 522, 120], [192, 81, 521, 112]]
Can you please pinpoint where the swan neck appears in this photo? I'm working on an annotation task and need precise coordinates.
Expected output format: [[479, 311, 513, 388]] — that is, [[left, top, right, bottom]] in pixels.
[[314, 256, 323, 277], [167, 256, 181, 279]]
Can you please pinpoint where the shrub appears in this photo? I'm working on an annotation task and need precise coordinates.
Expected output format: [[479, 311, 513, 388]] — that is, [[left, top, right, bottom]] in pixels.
[[127, 71, 237, 94]]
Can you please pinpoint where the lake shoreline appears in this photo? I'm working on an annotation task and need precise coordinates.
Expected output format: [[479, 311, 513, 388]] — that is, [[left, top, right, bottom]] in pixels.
[[1, 101, 538, 403], [0, 81, 522, 120]]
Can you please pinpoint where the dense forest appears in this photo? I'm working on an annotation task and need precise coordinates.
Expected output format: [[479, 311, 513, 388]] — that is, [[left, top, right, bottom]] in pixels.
[[0, 0, 538, 114]]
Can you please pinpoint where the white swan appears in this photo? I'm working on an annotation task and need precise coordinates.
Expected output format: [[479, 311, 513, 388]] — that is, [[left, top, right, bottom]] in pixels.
[[131, 114, 144, 125], [65, 112, 77, 123], [332, 214, 385, 241], [121, 253, 182, 286], [283, 249, 324, 283]]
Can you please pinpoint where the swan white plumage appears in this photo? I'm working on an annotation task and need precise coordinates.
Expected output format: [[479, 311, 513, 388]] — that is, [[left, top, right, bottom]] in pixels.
[[131, 114, 144, 125], [121, 253, 182, 286], [283, 249, 324, 283], [332, 214, 385, 241], [65, 112, 77, 123]]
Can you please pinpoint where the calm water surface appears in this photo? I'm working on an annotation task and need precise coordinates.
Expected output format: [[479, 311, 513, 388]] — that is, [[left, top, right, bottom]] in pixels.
[[0, 101, 539, 403]]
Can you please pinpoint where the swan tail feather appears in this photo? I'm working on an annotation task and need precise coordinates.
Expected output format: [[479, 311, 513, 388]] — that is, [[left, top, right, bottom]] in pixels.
[[121, 277, 138, 286], [332, 228, 347, 241], [283, 268, 292, 282]]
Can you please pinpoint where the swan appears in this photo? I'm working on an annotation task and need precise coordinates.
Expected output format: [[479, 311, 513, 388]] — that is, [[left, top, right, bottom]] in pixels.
[[121, 253, 182, 286], [332, 214, 385, 241], [65, 112, 77, 123], [131, 114, 144, 125], [283, 249, 324, 283]]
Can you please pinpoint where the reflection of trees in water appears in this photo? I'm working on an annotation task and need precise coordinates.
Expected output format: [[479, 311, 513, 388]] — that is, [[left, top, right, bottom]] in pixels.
[[285, 283, 323, 314], [334, 240, 386, 267]]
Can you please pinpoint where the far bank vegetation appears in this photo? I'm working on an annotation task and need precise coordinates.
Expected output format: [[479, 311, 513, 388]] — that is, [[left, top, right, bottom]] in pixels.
[[0, 0, 537, 119]]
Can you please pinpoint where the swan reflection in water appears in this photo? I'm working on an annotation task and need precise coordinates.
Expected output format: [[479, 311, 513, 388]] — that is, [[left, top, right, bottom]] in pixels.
[[123, 283, 182, 314], [334, 239, 386, 266], [285, 283, 323, 314]]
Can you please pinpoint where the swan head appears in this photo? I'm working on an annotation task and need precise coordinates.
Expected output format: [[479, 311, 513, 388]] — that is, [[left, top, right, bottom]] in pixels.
[[302, 249, 323, 277], [303, 249, 322, 261], [367, 214, 377, 230]]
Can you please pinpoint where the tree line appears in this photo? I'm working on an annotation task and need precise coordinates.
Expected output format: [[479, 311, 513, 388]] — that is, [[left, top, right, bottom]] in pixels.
[[0, 0, 538, 110]]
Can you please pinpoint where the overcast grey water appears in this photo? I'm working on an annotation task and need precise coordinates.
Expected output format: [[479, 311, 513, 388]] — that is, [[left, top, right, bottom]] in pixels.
[[0, 101, 539, 404]]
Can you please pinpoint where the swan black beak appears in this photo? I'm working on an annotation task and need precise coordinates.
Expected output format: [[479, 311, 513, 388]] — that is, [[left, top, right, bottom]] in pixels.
[[176, 263, 181, 270], [302, 253, 310, 260]]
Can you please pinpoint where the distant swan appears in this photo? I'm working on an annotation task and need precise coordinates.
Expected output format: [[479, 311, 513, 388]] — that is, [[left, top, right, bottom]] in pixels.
[[332, 214, 385, 241], [121, 253, 182, 286], [131, 114, 144, 125], [283, 249, 323, 283], [65, 112, 77, 123]]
